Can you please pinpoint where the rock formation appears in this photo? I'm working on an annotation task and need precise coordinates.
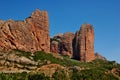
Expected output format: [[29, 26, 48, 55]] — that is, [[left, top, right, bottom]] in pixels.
[[50, 34, 63, 54], [50, 32, 74, 57], [51, 24, 95, 62], [50, 40, 60, 54], [60, 32, 74, 57], [95, 52, 106, 60], [73, 24, 95, 62], [0, 9, 50, 52], [0, 9, 102, 62]]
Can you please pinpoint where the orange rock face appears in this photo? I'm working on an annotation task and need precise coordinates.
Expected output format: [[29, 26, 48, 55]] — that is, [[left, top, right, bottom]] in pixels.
[[0, 9, 50, 52], [60, 32, 74, 57], [50, 40, 59, 54], [50, 32, 74, 57], [50, 34, 63, 54], [51, 24, 95, 62], [73, 24, 95, 62]]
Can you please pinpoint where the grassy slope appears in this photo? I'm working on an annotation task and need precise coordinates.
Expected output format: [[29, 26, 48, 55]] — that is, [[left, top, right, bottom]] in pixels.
[[0, 50, 120, 80]]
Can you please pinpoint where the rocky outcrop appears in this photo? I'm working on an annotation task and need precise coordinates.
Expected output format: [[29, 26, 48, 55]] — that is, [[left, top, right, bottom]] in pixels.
[[0, 9, 102, 62], [95, 52, 106, 60], [50, 34, 63, 54], [0, 9, 50, 52], [50, 40, 60, 54], [73, 24, 95, 62], [60, 32, 74, 57], [51, 24, 95, 62], [50, 32, 74, 57]]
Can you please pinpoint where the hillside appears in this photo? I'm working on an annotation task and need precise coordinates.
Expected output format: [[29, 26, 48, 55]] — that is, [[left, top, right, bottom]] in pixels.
[[0, 50, 120, 80]]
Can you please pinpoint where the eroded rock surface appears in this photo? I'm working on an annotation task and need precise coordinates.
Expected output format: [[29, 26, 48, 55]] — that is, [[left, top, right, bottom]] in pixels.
[[51, 24, 96, 62], [0, 9, 50, 52], [50, 32, 74, 57], [73, 24, 95, 62], [0, 9, 103, 62], [50, 40, 60, 54]]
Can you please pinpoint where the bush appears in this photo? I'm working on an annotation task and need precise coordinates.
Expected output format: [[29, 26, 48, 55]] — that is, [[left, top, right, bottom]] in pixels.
[[50, 38, 59, 42], [0, 72, 50, 80], [52, 68, 69, 80], [13, 49, 31, 59], [28, 73, 50, 80], [0, 73, 15, 80], [71, 68, 119, 80]]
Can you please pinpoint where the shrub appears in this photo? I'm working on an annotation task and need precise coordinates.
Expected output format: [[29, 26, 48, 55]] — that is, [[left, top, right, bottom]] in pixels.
[[28, 73, 50, 80], [52, 68, 69, 80], [70, 68, 119, 80], [0, 73, 15, 80], [13, 49, 31, 59]]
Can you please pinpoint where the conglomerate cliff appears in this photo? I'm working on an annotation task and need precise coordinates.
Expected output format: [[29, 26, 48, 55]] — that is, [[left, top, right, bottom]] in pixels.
[[73, 24, 95, 62], [0, 9, 50, 52], [51, 24, 95, 62], [0, 9, 105, 62]]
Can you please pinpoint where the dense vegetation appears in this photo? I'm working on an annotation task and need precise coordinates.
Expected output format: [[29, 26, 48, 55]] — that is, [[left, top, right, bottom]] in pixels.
[[0, 50, 120, 80], [0, 72, 50, 80]]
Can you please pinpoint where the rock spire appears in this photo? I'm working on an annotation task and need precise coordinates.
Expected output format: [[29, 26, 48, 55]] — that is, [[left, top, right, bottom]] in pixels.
[[73, 24, 95, 62]]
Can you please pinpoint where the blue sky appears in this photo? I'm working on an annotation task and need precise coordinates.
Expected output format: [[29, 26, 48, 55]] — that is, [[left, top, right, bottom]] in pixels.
[[0, 0, 120, 63]]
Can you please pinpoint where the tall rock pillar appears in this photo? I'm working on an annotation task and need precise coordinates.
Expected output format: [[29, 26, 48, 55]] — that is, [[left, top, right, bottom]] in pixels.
[[73, 24, 95, 62]]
